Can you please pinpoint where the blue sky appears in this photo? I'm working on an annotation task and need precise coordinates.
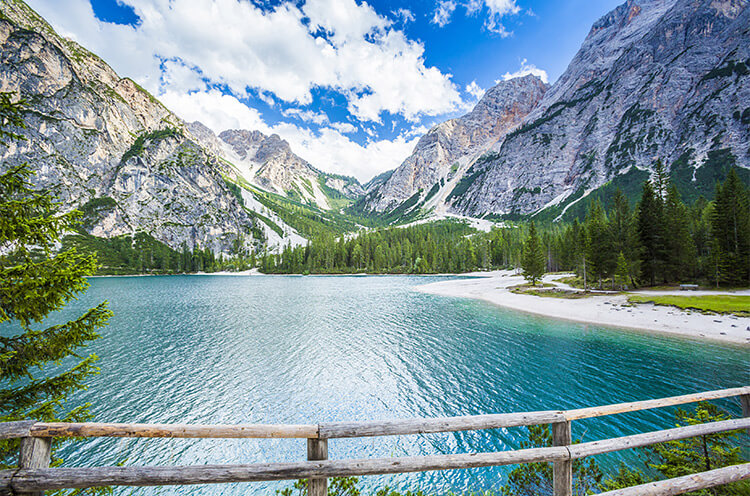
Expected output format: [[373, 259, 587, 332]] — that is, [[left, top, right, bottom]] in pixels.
[[29, 0, 624, 181]]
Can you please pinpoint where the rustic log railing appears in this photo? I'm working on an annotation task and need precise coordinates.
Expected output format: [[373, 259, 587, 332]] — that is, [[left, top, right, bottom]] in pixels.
[[0, 386, 748, 496]]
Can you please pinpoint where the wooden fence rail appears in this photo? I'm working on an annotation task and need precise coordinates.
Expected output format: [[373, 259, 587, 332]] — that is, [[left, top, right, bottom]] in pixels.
[[0, 386, 748, 496]]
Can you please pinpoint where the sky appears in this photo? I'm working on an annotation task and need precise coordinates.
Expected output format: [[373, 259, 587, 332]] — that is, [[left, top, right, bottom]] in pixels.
[[26, 0, 624, 182]]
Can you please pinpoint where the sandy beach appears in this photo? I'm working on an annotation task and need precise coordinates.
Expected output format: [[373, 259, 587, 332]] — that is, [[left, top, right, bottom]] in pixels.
[[417, 271, 750, 346]]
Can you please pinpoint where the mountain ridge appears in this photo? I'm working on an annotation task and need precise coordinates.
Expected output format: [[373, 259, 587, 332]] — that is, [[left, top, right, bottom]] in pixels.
[[360, 74, 548, 219], [364, 0, 749, 222]]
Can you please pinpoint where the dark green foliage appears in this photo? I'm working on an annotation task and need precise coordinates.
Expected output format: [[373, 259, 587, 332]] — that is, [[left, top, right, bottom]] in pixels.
[[644, 402, 750, 495], [251, 210, 283, 237], [121, 127, 181, 164], [252, 186, 360, 237], [318, 175, 356, 204], [521, 222, 545, 285], [224, 179, 245, 206], [701, 59, 750, 81], [263, 220, 479, 275], [637, 180, 665, 286], [61, 231, 244, 275], [500, 424, 602, 496], [62, 231, 183, 274], [423, 182, 440, 203], [78, 196, 118, 230], [546, 168, 650, 222], [277, 477, 363, 496], [690, 149, 747, 203], [0, 93, 112, 475], [600, 464, 649, 491], [710, 169, 750, 286], [277, 405, 750, 496], [663, 185, 695, 281], [608, 189, 640, 287], [585, 200, 616, 288], [0, 93, 25, 145], [382, 189, 423, 224], [446, 165, 484, 202], [672, 147, 750, 205]]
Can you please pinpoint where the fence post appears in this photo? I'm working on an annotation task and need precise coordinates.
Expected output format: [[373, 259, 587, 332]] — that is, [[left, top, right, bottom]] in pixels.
[[552, 421, 572, 496], [307, 437, 328, 496], [17, 436, 51, 496], [741, 394, 750, 437]]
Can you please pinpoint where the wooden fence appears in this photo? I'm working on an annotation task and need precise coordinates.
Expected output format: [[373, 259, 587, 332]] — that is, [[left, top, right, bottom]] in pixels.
[[0, 386, 748, 496]]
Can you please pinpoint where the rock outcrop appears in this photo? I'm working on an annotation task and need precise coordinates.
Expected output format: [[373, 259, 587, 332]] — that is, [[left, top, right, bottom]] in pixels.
[[451, 0, 750, 217], [189, 124, 364, 210], [0, 0, 256, 253], [363, 75, 548, 214]]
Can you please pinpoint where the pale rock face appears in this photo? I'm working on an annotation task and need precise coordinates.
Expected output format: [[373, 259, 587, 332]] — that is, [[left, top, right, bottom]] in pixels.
[[215, 128, 364, 208], [452, 0, 750, 216], [0, 0, 255, 254], [364, 75, 548, 212]]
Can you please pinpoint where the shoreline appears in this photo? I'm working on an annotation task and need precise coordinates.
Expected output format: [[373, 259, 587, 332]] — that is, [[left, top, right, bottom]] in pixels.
[[416, 271, 750, 346]]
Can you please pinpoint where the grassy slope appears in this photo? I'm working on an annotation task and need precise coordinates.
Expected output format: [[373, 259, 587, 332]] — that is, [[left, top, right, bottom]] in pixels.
[[628, 294, 750, 316]]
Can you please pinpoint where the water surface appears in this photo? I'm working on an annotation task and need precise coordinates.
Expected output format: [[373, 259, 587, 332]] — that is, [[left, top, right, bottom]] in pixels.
[[42, 275, 749, 494]]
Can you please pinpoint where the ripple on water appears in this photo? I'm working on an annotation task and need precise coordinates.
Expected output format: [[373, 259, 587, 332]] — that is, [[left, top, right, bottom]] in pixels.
[[21, 275, 748, 496]]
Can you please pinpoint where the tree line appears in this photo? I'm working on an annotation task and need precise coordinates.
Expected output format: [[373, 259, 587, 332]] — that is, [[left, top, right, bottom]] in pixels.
[[263, 161, 749, 288], [521, 161, 749, 288]]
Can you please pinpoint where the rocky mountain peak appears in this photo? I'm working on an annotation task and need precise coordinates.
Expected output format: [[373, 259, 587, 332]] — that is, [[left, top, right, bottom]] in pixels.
[[448, 0, 750, 219], [362, 73, 547, 213], [218, 129, 269, 160]]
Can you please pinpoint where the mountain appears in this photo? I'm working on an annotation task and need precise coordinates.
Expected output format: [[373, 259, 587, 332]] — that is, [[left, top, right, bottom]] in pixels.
[[359, 75, 548, 219], [185, 122, 363, 211], [448, 0, 750, 219], [0, 0, 363, 255], [0, 0, 261, 254]]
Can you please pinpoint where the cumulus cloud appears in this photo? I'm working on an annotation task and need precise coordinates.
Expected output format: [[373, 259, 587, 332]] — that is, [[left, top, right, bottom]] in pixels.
[[498, 58, 549, 84], [330, 122, 357, 134], [282, 108, 330, 125], [432, 1, 457, 27], [392, 8, 415, 24], [465, 80, 485, 100], [433, 0, 521, 36], [159, 89, 270, 133], [159, 89, 413, 181], [28, 0, 462, 123]]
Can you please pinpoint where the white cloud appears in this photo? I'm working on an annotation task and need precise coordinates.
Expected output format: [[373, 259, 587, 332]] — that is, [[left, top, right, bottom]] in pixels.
[[159, 89, 270, 133], [465, 80, 485, 100], [392, 8, 415, 24], [405, 124, 430, 138], [159, 89, 413, 181], [498, 58, 549, 84], [282, 108, 330, 125], [432, 1, 457, 27], [27, 0, 462, 123], [160, 59, 206, 93], [433, 0, 520, 36], [330, 122, 357, 134]]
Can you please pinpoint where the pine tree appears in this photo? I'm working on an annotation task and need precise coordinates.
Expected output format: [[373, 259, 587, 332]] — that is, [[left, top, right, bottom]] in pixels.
[[500, 424, 603, 496], [662, 184, 694, 282], [710, 168, 750, 286], [637, 180, 664, 286], [521, 222, 545, 285], [0, 93, 112, 467], [614, 252, 630, 290], [608, 189, 640, 287], [585, 200, 615, 288], [645, 403, 749, 495]]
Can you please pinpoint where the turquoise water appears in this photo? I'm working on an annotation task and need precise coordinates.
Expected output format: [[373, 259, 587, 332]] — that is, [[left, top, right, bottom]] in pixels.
[[39, 275, 749, 494]]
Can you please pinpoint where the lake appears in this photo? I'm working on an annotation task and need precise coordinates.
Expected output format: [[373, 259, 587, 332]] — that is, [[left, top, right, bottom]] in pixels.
[[43, 275, 750, 495]]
